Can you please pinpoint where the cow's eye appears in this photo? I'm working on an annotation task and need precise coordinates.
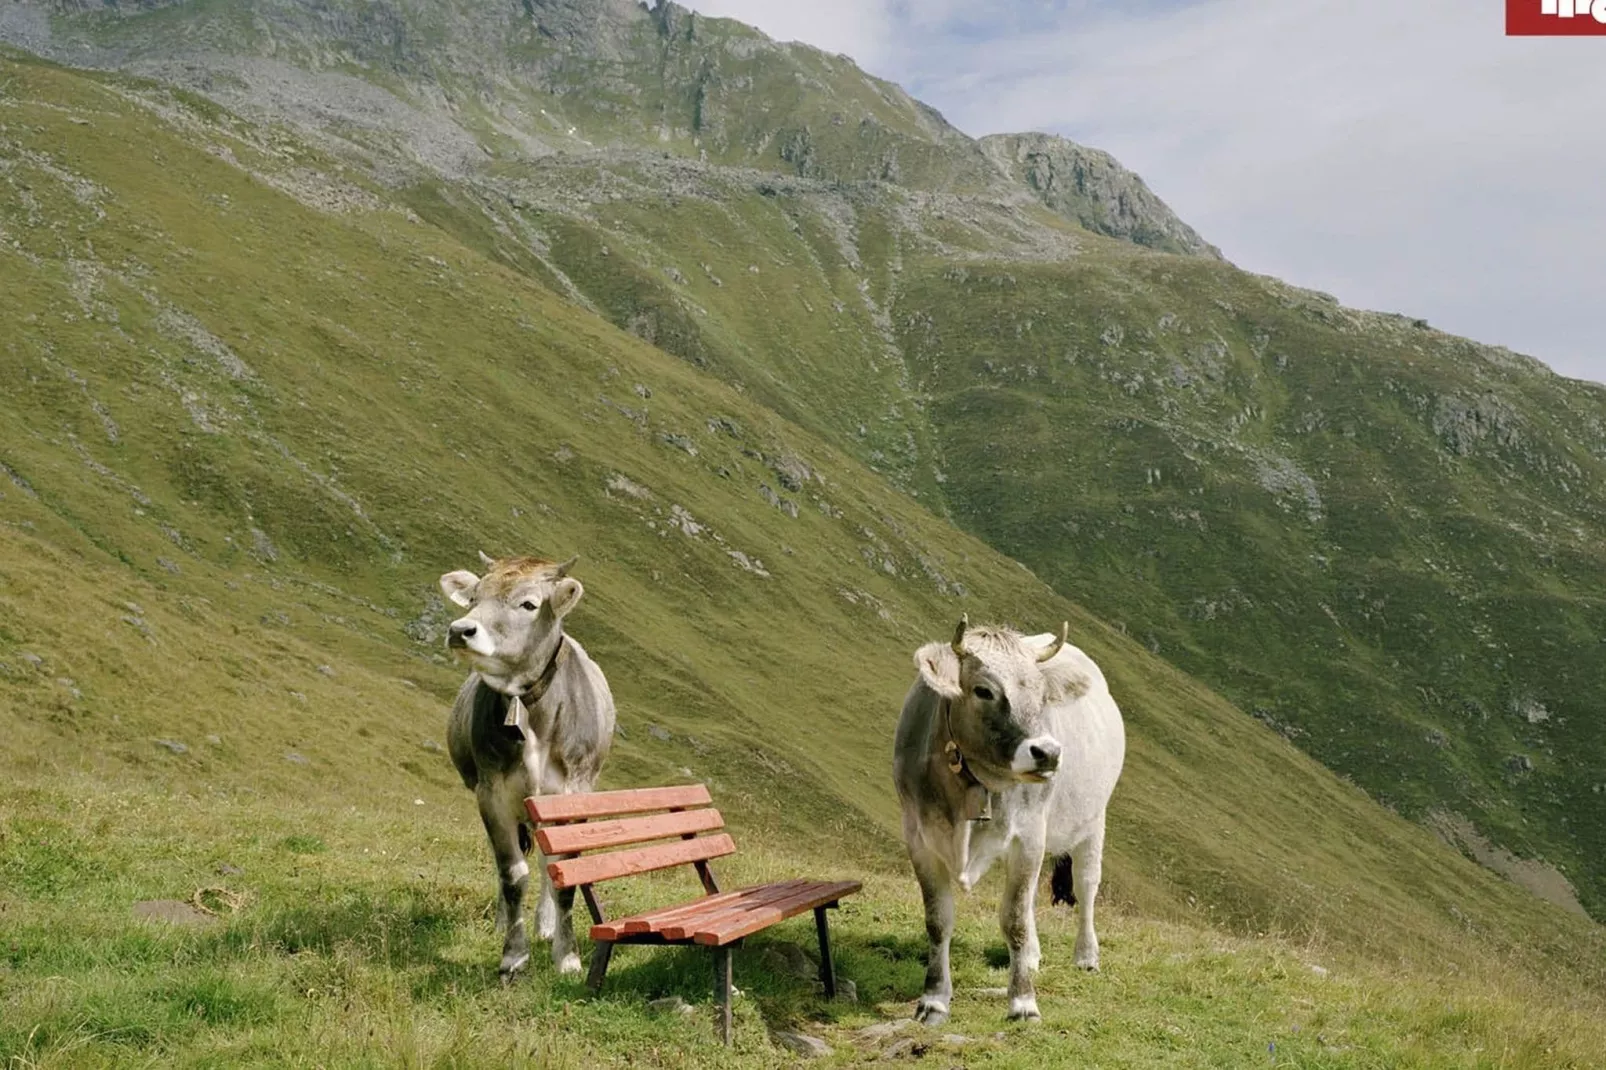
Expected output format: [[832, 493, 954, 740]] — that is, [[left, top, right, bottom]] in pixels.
[[972, 685, 995, 702], [519, 600, 538, 612]]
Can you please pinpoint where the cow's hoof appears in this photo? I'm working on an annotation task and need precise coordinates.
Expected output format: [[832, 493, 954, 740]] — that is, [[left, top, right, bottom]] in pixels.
[[913, 997, 950, 1026], [555, 952, 583, 976], [1006, 996, 1041, 1022], [499, 952, 531, 983]]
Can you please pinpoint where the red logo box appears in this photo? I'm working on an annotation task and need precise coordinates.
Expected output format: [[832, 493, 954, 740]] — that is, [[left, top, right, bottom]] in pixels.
[[1508, 0, 1606, 34]]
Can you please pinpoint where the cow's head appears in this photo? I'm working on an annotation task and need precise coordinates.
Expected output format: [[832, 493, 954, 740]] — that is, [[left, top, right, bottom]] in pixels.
[[914, 615, 1086, 786], [438, 552, 583, 692]]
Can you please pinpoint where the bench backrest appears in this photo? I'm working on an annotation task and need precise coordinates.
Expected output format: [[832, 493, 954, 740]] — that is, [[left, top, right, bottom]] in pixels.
[[524, 784, 734, 890]]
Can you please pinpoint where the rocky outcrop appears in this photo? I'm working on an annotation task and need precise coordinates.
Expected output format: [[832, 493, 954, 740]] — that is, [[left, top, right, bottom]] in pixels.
[[981, 132, 1222, 259]]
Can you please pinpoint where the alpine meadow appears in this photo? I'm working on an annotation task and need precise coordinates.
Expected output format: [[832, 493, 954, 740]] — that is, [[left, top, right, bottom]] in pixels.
[[2, 1, 1605, 1066]]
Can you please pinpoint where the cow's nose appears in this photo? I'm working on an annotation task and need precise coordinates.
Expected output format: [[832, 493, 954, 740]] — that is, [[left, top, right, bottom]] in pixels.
[[447, 620, 477, 648], [1029, 738, 1062, 770]]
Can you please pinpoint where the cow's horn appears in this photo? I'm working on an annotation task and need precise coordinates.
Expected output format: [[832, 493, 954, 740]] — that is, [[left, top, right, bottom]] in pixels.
[[1037, 621, 1068, 663], [950, 613, 970, 657], [477, 549, 497, 569], [555, 554, 579, 577]]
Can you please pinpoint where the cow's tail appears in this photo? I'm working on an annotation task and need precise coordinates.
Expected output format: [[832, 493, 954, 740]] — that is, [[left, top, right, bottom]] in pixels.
[[1049, 854, 1077, 908]]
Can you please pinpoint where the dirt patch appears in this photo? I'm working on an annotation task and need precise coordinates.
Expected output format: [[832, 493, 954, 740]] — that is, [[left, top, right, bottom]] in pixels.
[[132, 899, 216, 926], [1427, 811, 1587, 917]]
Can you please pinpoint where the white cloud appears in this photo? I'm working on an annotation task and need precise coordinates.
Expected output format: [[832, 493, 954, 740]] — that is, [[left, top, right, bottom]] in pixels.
[[681, 0, 1606, 384]]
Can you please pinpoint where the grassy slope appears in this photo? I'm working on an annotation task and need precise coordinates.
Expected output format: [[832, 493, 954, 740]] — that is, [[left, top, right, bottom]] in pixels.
[[891, 247, 1606, 919], [445, 147, 1606, 922], [2, 53, 1604, 1065]]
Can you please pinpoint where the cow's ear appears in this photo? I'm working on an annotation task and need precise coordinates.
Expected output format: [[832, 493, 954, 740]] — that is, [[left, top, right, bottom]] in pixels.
[[915, 642, 962, 699], [439, 570, 479, 608], [1040, 653, 1091, 704], [548, 577, 584, 619]]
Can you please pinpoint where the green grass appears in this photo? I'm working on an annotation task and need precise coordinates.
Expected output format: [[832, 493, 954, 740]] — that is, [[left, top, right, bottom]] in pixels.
[[3, 772, 1604, 1068], [2, 49, 1606, 1067]]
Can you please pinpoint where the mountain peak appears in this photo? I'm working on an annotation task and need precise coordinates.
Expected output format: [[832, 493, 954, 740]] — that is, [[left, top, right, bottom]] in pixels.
[[980, 132, 1222, 259]]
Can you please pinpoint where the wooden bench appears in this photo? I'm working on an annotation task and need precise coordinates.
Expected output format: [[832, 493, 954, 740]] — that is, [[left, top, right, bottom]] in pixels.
[[524, 783, 861, 1044]]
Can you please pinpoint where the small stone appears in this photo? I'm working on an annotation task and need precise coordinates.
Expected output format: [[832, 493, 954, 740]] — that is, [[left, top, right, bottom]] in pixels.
[[155, 739, 188, 754], [20, 653, 42, 668], [855, 1020, 911, 1043], [421, 739, 444, 752], [762, 942, 816, 979], [157, 557, 181, 574], [974, 986, 1008, 997], [770, 1030, 830, 1058], [216, 862, 243, 877], [835, 978, 858, 1002], [205, 735, 222, 746], [317, 665, 336, 677], [647, 996, 688, 1015], [941, 1034, 970, 1046], [647, 724, 672, 742], [883, 1037, 920, 1058], [413, 798, 425, 806], [285, 752, 310, 765], [1310, 964, 1329, 977]]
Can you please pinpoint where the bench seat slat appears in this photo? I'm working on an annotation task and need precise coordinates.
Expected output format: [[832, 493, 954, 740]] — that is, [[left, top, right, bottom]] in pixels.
[[650, 881, 818, 940], [686, 880, 863, 946], [547, 833, 736, 889], [526, 784, 712, 824], [615, 880, 808, 936], [536, 809, 725, 856], [588, 880, 811, 942]]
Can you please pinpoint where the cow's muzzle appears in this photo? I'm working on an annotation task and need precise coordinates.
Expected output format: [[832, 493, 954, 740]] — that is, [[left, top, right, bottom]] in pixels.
[[1014, 735, 1062, 781], [447, 619, 487, 654]]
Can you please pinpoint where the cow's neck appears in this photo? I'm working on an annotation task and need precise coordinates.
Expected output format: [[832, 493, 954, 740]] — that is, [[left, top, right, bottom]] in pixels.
[[498, 631, 568, 734], [514, 630, 567, 702], [939, 699, 996, 823]]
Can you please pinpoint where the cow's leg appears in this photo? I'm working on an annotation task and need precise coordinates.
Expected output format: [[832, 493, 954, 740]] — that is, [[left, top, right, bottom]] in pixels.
[[1000, 835, 1046, 1021], [912, 849, 955, 1026], [549, 880, 582, 976], [534, 855, 560, 940], [1071, 821, 1106, 971], [478, 791, 532, 982]]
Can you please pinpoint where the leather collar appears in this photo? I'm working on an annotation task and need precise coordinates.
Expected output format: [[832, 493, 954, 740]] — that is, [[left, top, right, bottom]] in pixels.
[[502, 635, 568, 729]]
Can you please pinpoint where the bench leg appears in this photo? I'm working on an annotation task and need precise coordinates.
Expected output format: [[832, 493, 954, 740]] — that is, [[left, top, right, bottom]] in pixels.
[[715, 945, 734, 1045], [815, 905, 837, 999], [586, 940, 614, 993]]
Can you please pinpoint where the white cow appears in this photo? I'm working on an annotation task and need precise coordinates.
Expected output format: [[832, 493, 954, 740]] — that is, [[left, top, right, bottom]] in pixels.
[[892, 615, 1126, 1024]]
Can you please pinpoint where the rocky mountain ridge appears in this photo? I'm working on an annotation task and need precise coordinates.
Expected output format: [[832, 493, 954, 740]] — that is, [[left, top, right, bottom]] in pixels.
[[0, 0, 1214, 255]]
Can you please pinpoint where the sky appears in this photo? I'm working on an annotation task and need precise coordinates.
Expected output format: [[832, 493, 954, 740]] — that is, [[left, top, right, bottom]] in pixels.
[[680, 0, 1606, 386]]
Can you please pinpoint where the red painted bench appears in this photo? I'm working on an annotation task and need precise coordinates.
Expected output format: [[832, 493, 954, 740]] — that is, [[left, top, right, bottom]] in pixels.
[[525, 783, 861, 1044]]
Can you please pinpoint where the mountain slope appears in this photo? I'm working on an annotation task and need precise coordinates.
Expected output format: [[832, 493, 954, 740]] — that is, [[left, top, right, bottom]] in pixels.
[[2, 45, 1602, 967], [8, 0, 1604, 925], [2, 42, 1605, 1067]]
